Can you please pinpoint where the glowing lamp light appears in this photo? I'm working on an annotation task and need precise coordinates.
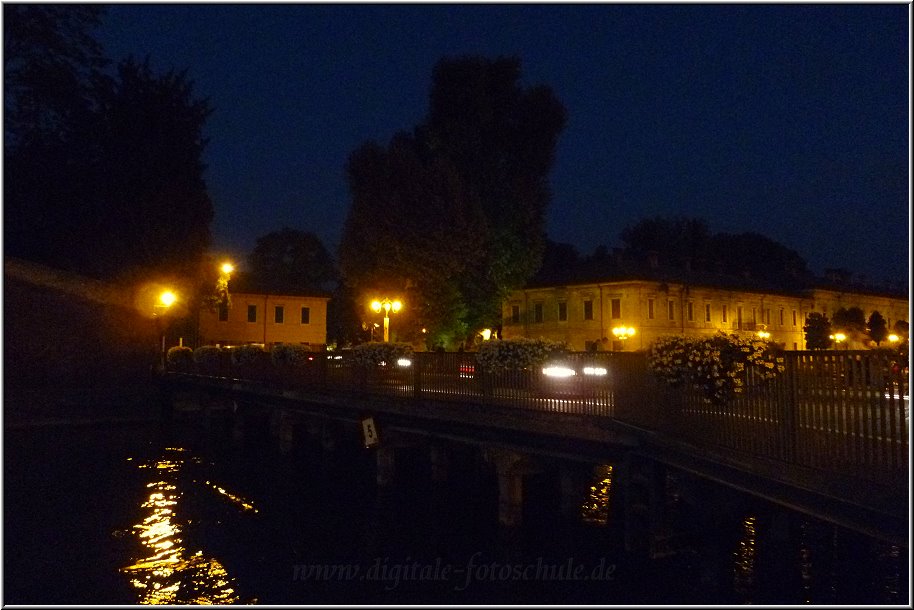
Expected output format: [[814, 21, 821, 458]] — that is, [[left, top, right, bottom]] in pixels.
[[612, 326, 636, 339], [370, 297, 402, 342], [480, 328, 492, 341], [757, 330, 771, 339], [159, 291, 176, 308], [888, 334, 900, 343], [583, 366, 608, 376], [220, 262, 234, 275]]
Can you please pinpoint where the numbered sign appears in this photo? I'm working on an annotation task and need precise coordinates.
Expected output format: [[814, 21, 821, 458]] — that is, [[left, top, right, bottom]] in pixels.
[[361, 416, 380, 448]]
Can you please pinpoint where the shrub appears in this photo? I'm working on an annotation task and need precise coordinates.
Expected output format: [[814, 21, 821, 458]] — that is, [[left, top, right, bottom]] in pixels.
[[475, 338, 568, 373], [166, 346, 193, 370], [351, 342, 413, 367], [193, 345, 223, 370], [271, 343, 313, 368], [648, 332, 785, 403], [231, 343, 265, 367]]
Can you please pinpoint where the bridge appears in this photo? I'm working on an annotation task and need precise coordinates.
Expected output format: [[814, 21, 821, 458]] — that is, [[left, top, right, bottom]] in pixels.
[[161, 349, 909, 550]]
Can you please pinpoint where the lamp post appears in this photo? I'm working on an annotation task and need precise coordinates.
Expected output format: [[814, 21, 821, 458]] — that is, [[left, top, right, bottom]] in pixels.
[[829, 332, 847, 350], [154, 290, 176, 368], [370, 298, 402, 342], [611, 325, 636, 351]]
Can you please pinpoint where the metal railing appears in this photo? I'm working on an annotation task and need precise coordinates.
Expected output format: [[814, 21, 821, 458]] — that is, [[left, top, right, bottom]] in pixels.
[[168, 349, 909, 483]]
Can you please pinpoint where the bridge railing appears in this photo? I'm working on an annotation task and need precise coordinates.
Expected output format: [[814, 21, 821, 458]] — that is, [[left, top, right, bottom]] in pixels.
[[169, 348, 908, 482]]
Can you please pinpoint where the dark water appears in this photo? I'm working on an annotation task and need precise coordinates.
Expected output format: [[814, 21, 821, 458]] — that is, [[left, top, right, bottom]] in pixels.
[[3, 412, 909, 605]]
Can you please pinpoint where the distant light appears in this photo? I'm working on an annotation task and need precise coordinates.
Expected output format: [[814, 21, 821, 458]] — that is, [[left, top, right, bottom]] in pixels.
[[371, 300, 382, 313], [583, 366, 608, 376], [888, 334, 900, 343], [480, 328, 492, 341], [391, 300, 402, 313], [543, 365, 576, 378], [159, 291, 176, 307], [397, 358, 412, 367], [757, 330, 771, 339], [220, 262, 234, 275]]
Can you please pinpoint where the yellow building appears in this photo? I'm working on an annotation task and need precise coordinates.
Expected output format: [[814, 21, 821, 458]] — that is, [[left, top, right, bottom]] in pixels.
[[198, 291, 330, 349], [502, 275, 908, 352]]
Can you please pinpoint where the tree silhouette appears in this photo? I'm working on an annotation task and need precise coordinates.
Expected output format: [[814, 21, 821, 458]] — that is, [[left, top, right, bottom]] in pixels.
[[867, 311, 889, 346], [803, 312, 832, 350], [4, 7, 213, 280], [340, 55, 566, 345], [248, 228, 337, 294]]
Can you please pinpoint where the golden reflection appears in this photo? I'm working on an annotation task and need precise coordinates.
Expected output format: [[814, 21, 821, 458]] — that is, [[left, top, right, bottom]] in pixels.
[[580, 465, 613, 525], [121, 448, 252, 604], [733, 515, 757, 602], [203, 480, 259, 513]]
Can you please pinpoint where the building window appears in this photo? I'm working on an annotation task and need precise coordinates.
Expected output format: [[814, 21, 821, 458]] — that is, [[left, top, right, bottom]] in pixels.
[[687, 302, 694, 322], [752, 307, 757, 324], [737, 306, 743, 329], [667, 300, 675, 320], [648, 299, 655, 320], [558, 301, 567, 322], [583, 300, 593, 321], [247, 304, 257, 323], [511, 305, 520, 324], [792, 310, 797, 327], [705, 303, 711, 322], [218, 303, 228, 322], [722, 305, 728, 324], [764, 308, 770, 326], [611, 298, 621, 319], [533, 302, 544, 323], [793, 342, 798, 350], [274, 305, 284, 324], [301, 306, 310, 324], [779, 308, 784, 326]]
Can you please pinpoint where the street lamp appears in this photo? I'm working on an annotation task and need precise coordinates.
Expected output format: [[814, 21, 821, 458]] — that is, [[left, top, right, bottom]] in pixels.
[[154, 290, 176, 368], [370, 298, 402, 342], [829, 332, 847, 349], [611, 326, 636, 350], [756, 330, 771, 340]]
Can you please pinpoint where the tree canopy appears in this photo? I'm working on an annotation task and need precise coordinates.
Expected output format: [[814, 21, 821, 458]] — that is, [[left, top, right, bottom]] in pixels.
[[803, 312, 832, 350], [4, 6, 213, 280], [247, 228, 337, 294], [617, 216, 809, 285], [339, 55, 566, 347]]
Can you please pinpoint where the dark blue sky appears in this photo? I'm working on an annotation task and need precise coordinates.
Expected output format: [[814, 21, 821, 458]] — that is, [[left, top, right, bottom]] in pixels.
[[97, 4, 910, 284]]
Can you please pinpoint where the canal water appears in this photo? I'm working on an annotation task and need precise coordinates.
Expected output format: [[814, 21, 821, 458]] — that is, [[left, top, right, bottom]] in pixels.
[[4, 412, 908, 605]]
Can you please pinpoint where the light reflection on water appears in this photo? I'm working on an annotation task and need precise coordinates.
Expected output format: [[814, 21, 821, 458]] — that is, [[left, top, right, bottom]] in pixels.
[[580, 464, 613, 525], [120, 447, 255, 604]]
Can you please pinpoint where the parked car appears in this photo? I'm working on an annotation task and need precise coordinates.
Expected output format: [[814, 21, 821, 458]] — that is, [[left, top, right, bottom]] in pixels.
[[537, 355, 612, 398]]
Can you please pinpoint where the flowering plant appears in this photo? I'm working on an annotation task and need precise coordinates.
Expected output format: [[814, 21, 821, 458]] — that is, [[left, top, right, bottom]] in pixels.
[[271, 343, 313, 368], [166, 346, 193, 370], [475, 338, 568, 373], [231, 343, 265, 367], [193, 345, 223, 370], [648, 332, 785, 403], [351, 342, 413, 366]]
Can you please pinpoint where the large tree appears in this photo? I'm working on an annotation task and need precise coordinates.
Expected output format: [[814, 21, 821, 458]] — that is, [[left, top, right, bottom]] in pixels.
[[248, 227, 337, 293], [867, 311, 889, 346], [339, 56, 566, 345], [803, 312, 832, 350], [4, 6, 213, 280]]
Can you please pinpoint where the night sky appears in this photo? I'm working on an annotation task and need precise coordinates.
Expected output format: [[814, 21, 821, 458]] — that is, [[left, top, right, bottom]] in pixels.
[[96, 4, 910, 285]]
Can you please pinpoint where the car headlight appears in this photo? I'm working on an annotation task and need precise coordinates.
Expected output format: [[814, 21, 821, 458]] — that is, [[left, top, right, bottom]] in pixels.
[[543, 365, 576, 378], [583, 366, 608, 376], [397, 358, 412, 367]]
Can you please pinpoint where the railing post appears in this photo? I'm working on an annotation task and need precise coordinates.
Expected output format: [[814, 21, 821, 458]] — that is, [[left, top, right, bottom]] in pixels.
[[413, 352, 423, 399], [780, 352, 798, 464]]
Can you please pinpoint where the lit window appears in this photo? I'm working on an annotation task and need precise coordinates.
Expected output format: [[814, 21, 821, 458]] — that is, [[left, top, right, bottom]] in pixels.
[[301, 307, 310, 324]]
